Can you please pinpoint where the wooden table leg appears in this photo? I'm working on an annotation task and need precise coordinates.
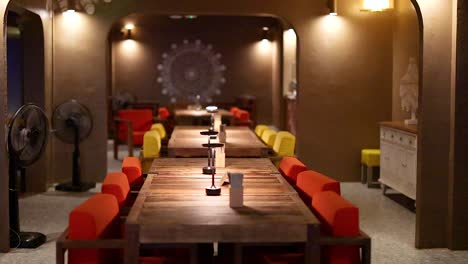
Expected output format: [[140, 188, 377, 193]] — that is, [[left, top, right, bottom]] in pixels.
[[234, 243, 242, 264], [125, 224, 139, 264], [305, 224, 320, 264]]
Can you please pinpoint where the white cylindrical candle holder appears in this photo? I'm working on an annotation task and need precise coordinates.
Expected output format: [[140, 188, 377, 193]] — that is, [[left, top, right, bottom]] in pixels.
[[230, 187, 244, 208]]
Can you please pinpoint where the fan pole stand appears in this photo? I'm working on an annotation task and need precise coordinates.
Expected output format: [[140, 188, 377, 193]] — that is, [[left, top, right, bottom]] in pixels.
[[9, 160, 46, 248], [55, 126, 95, 192]]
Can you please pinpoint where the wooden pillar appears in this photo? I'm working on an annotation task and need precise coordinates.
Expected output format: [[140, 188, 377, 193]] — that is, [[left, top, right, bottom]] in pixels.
[[448, 0, 468, 250]]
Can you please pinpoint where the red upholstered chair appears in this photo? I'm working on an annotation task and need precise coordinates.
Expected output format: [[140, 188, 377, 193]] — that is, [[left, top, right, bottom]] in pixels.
[[230, 106, 241, 116], [232, 109, 252, 127], [158, 107, 170, 120], [101, 172, 131, 207], [114, 109, 154, 160], [278, 157, 307, 186], [296, 170, 341, 206], [122, 157, 145, 189], [261, 191, 370, 264], [57, 194, 182, 264]]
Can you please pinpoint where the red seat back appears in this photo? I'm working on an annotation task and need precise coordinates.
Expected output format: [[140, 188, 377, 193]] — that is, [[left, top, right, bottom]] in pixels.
[[279, 157, 307, 186], [312, 191, 360, 264], [102, 172, 130, 206], [122, 157, 143, 186], [230, 107, 241, 115], [117, 109, 153, 143], [296, 170, 341, 206], [235, 109, 250, 121], [68, 194, 120, 264], [158, 107, 170, 120]]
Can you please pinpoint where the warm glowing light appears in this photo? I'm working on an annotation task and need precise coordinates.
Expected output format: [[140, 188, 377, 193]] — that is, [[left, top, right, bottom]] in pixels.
[[361, 0, 394, 12], [258, 39, 272, 54], [262, 27, 269, 31], [284, 29, 297, 47], [122, 39, 138, 53], [329, 12, 338, 16], [125, 23, 135, 30], [63, 9, 76, 17]]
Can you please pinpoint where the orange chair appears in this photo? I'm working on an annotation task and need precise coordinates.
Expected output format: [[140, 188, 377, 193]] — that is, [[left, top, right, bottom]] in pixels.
[[57, 193, 166, 264], [278, 157, 307, 186], [261, 191, 370, 264], [233, 109, 252, 127], [158, 107, 171, 120], [114, 109, 154, 159], [230, 106, 241, 116], [296, 170, 341, 206], [122, 157, 145, 189], [101, 172, 131, 207]]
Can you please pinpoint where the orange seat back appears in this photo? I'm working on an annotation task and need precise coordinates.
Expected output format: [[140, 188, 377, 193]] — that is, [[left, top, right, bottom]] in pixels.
[[158, 107, 170, 119], [279, 157, 307, 186], [230, 106, 241, 115], [296, 170, 341, 206], [122, 157, 143, 186], [102, 172, 130, 206], [312, 191, 360, 264], [235, 109, 250, 121], [68, 194, 120, 264]]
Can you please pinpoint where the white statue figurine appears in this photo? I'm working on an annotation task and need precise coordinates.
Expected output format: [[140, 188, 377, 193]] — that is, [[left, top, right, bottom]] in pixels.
[[399, 57, 419, 125]]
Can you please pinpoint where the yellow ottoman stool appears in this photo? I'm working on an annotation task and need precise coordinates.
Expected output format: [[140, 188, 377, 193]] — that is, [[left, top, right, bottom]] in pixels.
[[361, 149, 380, 188]]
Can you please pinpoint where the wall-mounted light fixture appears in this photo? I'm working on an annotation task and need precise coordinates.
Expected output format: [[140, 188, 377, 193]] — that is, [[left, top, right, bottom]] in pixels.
[[124, 23, 135, 39], [328, 0, 338, 16], [261, 27, 271, 41], [361, 0, 394, 12], [63, 0, 76, 15]]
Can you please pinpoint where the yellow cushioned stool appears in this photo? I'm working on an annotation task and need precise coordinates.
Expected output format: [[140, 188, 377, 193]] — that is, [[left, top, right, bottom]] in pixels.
[[273, 131, 296, 157], [151, 123, 167, 140], [361, 149, 380, 188], [255, 124, 269, 138], [261, 129, 277, 148]]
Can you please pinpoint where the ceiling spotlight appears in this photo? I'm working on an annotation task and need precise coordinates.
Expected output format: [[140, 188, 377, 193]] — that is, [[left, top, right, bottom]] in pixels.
[[185, 15, 198, 19], [262, 27, 269, 31], [170, 15, 183, 19], [125, 23, 135, 30]]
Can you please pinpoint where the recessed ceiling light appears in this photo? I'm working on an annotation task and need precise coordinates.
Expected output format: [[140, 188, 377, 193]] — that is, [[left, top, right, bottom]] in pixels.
[[170, 15, 183, 19], [185, 15, 198, 19], [262, 27, 269, 31]]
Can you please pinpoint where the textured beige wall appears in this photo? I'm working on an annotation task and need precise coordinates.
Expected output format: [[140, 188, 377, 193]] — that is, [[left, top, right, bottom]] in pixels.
[[392, 0, 420, 121]]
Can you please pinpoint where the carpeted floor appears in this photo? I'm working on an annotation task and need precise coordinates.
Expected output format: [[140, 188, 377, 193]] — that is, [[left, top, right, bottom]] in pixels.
[[0, 144, 467, 263]]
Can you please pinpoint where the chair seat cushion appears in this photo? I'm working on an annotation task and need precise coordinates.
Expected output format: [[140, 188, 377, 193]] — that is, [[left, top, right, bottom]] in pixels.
[[296, 170, 341, 206], [279, 157, 307, 186], [122, 157, 143, 186], [361, 149, 380, 167]]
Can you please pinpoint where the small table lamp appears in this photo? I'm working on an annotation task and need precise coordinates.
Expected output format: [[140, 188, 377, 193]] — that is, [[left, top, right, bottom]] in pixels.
[[200, 130, 223, 196], [206, 106, 218, 131]]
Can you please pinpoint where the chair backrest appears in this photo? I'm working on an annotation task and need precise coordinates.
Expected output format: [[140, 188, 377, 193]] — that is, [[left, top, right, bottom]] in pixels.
[[143, 130, 161, 159], [235, 109, 250, 121], [261, 129, 277, 147], [254, 124, 269, 138], [122, 157, 142, 186], [272, 131, 296, 157], [151, 123, 167, 139], [312, 191, 360, 264], [230, 107, 241, 115], [117, 109, 153, 138], [68, 194, 120, 264], [296, 170, 341, 206], [102, 172, 130, 206], [158, 107, 170, 120], [279, 157, 307, 186]]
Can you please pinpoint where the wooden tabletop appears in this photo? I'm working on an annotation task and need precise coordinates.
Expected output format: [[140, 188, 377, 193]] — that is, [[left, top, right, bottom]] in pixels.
[[175, 109, 233, 117], [168, 126, 269, 157], [125, 158, 321, 264]]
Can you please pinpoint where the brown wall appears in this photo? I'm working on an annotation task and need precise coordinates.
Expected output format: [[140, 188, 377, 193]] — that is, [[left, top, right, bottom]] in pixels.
[[0, 0, 465, 251], [392, 0, 419, 122], [111, 15, 281, 125]]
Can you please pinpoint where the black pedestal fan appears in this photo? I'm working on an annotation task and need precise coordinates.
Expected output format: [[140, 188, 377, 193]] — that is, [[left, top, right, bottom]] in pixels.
[[7, 104, 49, 248], [53, 99, 95, 192]]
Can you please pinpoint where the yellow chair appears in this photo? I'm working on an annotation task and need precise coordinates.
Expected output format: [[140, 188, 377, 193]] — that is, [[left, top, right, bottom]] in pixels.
[[141, 131, 161, 173], [255, 124, 269, 138], [151, 123, 167, 140], [361, 149, 380, 188], [261, 129, 277, 148], [272, 131, 296, 157]]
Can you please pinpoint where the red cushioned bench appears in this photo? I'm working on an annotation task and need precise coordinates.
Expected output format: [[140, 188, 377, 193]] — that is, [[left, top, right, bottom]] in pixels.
[[296, 170, 341, 206], [278, 157, 308, 186]]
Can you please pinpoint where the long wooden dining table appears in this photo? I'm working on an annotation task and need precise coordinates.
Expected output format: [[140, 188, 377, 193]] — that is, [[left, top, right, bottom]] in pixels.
[[168, 126, 269, 157], [125, 158, 321, 264]]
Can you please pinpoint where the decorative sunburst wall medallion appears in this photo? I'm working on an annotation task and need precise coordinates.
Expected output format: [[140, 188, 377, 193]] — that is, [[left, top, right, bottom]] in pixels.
[[157, 40, 227, 103]]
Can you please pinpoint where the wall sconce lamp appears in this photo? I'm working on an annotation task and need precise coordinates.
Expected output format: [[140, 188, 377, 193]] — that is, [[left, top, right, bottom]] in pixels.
[[328, 0, 338, 16], [361, 0, 394, 12], [63, 0, 76, 15], [124, 23, 135, 39], [261, 27, 271, 41]]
